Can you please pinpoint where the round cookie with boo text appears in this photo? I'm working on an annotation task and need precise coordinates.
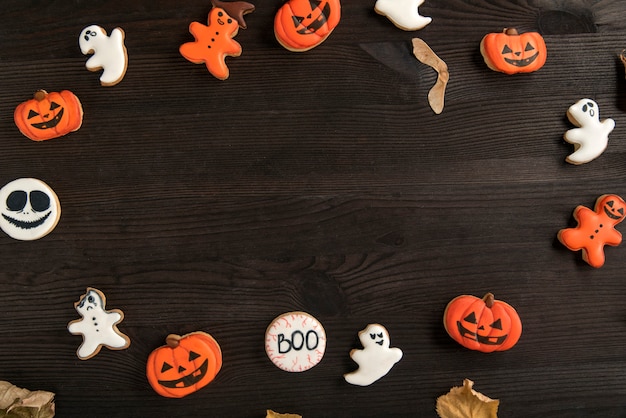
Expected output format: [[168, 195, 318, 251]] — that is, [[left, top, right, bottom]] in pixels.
[[265, 311, 326, 372]]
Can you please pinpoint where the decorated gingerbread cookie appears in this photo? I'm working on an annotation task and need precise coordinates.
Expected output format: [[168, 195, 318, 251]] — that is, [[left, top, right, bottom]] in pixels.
[[146, 332, 222, 398], [274, 0, 341, 52], [564, 99, 615, 165], [374, 0, 431, 31], [444, 293, 522, 353], [0, 178, 61, 241], [265, 311, 326, 372], [79, 25, 128, 86], [558, 194, 626, 268], [179, 0, 255, 80], [344, 324, 402, 386], [14, 90, 83, 141], [480, 28, 547, 74], [67, 288, 130, 360]]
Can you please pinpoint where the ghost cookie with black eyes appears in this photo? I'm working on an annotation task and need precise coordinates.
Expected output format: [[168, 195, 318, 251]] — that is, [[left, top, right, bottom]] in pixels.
[[564, 98, 615, 165], [344, 323, 402, 386], [67, 287, 130, 360], [79, 24, 128, 86], [0, 178, 60, 241]]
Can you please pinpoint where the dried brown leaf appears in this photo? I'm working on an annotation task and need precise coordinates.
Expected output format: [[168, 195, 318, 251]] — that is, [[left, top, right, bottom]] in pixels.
[[412, 38, 449, 114], [266, 410, 302, 418], [436, 379, 499, 418], [0, 381, 55, 418]]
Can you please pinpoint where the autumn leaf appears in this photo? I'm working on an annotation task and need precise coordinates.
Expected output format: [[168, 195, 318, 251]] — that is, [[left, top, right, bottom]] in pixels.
[[0, 381, 55, 418], [436, 379, 499, 418], [266, 409, 302, 418]]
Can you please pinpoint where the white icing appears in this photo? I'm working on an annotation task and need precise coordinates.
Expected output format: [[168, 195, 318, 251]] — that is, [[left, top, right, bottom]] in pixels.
[[374, 0, 432, 31], [564, 98, 615, 165], [0, 178, 60, 241], [67, 288, 130, 360], [344, 324, 402, 386], [79, 25, 128, 86], [265, 312, 326, 372]]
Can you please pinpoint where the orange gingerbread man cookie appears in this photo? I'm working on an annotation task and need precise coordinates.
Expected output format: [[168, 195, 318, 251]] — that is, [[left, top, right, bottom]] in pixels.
[[179, 0, 254, 80], [558, 194, 626, 268]]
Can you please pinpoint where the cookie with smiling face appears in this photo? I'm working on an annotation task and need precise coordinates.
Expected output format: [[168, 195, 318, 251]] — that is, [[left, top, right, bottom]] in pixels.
[[344, 323, 403, 386], [558, 194, 626, 267], [0, 178, 60, 241]]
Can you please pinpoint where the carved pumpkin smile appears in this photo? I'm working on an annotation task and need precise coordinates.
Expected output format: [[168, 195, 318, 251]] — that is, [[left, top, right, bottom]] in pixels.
[[604, 200, 624, 220], [29, 107, 64, 129], [295, 1, 330, 34], [503, 51, 539, 67], [157, 358, 208, 389], [456, 319, 508, 345]]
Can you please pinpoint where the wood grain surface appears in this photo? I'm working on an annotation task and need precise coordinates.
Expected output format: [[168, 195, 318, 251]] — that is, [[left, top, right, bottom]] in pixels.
[[1, 0, 626, 416]]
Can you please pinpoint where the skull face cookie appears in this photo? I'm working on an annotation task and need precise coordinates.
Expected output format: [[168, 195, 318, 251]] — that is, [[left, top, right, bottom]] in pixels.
[[79, 25, 128, 86], [0, 178, 60, 241], [564, 98, 615, 165], [67, 288, 130, 360], [344, 323, 403, 386]]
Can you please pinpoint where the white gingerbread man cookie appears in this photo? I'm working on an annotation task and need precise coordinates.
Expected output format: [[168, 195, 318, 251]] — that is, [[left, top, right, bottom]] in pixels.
[[374, 0, 432, 31], [344, 324, 402, 386], [67, 288, 130, 360], [79, 25, 128, 86], [564, 98, 615, 165]]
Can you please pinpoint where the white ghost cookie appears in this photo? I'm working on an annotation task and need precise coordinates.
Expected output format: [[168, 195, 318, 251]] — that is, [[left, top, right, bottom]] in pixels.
[[564, 98, 615, 165], [79, 25, 128, 86], [344, 324, 402, 386], [0, 178, 60, 241], [67, 288, 130, 360], [374, 0, 432, 31]]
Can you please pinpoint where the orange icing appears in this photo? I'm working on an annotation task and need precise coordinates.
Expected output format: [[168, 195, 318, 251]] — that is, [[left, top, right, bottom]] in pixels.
[[179, 7, 242, 80], [558, 194, 626, 268]]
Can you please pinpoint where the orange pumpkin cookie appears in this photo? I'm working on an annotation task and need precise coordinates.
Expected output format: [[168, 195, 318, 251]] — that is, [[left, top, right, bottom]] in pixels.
[[480, 28, 547, 74], [274, 0, 341, 52], [444, 293, 522, 353], [14, 90, 83, 141], [558, 194, 626, 268], [147, 332, 222, 398], [179, 0, 255, 80]]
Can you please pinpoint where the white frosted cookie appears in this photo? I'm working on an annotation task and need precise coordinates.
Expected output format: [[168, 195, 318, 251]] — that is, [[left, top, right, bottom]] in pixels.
[[374, 0, 431, 31], [79, 25, 128, 86], [344, 323, 403, 386], [0, 178, 60, 241], [564, 98, 615, 165], [67, 288, 130, 360], [265, 311, 326, 372]]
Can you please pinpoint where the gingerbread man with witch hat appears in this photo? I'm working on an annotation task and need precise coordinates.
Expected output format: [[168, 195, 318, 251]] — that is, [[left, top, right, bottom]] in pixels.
[[558, 194, 626, 268]]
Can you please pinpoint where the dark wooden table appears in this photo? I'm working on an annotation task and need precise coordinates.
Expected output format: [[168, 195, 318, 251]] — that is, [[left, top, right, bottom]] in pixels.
[[2, 0, 626, 416]]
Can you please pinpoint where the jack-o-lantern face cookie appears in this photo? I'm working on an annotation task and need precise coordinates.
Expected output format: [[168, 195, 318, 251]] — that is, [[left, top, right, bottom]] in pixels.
[[274, 0, 341, 52], [558, 194, 626, 267], [444, 293, 522, 353], [480, 28, 547, 74], [0, 178, 61, 241], [147, 332, 222, 398], [14, 90, 83, 141]]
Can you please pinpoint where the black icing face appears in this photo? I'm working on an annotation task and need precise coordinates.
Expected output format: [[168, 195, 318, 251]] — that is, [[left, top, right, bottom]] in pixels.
[[0, 178, 60, 240], [293, 0, 331, 34]]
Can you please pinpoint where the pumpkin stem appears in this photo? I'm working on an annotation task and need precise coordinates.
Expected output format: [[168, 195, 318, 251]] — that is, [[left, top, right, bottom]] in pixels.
[[483, 293, 495, 308], [165, 334, 181, 348], [504, 28, 519, 36], [34, 90, 47, 101]]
